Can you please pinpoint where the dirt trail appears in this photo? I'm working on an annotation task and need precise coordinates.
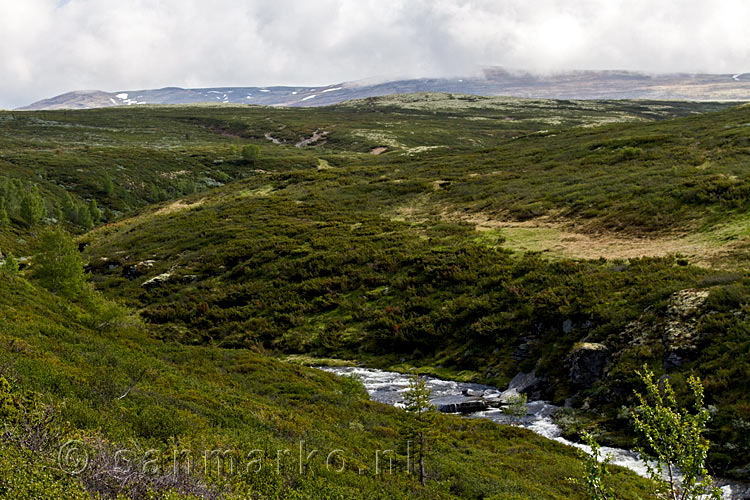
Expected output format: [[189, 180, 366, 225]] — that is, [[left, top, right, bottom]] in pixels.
[[264, 132, 283, 145], [295, 129, 328, 148]]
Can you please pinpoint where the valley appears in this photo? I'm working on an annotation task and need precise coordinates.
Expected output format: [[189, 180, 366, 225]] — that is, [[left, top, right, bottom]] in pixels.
[[1, 93, 749, 499]]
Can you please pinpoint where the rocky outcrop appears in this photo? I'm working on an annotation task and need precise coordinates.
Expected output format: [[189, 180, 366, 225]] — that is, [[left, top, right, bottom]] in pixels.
[[568, 343, 609, 388], [615, 288, 712, 372], [662, 289, 709, 370]]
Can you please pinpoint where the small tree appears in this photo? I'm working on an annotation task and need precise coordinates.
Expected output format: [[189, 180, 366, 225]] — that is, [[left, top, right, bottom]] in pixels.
[[632, 367, 720, 500], [77, 204, 93, 230], [0, 198, 9, 226], [400, 373, 442, 486], [102, 174, 115, 196], [577, 366, 720, 500], [88, 199, 101, 224], [62, 192, 77, 224], [32, 227, 87, 298], [19, 186, 46, 226], [578, 431, 618, 500], [502, 393, 528, 423]]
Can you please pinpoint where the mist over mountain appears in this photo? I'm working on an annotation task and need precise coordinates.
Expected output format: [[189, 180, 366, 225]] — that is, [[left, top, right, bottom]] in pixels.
[[19, 68, 750, 110]]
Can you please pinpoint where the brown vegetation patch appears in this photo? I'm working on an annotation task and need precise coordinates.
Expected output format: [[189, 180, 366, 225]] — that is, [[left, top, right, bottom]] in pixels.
[[445, 211, 730, 267], [154, 199, 205, 216]]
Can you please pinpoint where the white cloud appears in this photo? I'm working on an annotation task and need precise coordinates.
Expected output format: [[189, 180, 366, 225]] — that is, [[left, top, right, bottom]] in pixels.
[[0, 0, 749, 108]]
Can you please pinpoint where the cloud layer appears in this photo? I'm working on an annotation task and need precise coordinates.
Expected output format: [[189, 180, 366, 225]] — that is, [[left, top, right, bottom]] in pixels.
[[1, 0, 749, 108]]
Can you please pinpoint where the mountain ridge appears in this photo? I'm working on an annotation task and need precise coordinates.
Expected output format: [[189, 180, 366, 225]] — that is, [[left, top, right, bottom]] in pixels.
[[18, 68, 750, 110]]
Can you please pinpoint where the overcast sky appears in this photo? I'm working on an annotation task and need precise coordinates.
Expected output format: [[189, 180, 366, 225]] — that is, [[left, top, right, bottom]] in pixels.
[[1, 0, 749, 109]]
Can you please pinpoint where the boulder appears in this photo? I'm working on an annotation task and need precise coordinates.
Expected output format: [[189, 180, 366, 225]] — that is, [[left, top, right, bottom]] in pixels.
[[569, 343, 609, 388], [500, 371, 547, 400], [141, 272, 172, 290], [122, 259, 156, 280], [437, 401, 489, 414]]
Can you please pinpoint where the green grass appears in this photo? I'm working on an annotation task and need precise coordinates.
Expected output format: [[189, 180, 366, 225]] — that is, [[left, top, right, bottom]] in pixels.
[[494, 227, 565, 253]]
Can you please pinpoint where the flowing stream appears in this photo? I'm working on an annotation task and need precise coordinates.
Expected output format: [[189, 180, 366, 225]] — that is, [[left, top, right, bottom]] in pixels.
[[319, 366, 748, 500]]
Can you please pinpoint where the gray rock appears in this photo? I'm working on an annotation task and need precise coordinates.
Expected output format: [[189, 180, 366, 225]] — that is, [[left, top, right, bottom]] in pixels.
[[122, 259, 156, 280], [507, 371, 541, 393], [501, 371, 547, 401], [511, 342, 530, 361], [569, 343, 609, 388], [438, 401, 488, 414], [141, 272, 172, 290]]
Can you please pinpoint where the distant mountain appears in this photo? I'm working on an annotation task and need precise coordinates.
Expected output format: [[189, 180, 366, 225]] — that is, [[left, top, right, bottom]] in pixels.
[[18, 68, 750, 110]]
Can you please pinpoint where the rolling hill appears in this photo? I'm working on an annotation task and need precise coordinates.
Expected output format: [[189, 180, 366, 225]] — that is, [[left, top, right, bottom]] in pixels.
[[18, 68, 750, 111]]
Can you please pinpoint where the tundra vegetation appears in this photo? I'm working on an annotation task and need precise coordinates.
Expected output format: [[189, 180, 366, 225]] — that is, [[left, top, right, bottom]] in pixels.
[[0, 94, 748, 498]]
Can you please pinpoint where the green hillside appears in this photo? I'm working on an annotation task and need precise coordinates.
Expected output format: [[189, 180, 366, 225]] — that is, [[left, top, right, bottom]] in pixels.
[[2, 263, 663, 499], [1, 95, 749, 496]]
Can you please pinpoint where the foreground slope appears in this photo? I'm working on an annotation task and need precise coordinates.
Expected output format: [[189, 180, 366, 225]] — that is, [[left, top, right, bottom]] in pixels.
[[0, 264, 658, 499]]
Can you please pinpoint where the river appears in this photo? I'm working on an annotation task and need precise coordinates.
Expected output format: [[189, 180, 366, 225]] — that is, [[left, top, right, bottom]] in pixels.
[[319, 366, 748, 500]]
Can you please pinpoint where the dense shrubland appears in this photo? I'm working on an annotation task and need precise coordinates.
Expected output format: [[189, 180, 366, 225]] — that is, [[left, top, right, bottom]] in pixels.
[[79, 176, 750, 475]]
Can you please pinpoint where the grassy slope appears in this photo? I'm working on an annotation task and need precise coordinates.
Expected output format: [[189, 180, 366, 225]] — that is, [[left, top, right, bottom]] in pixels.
[[0, 96, 739, 251], [0, 272, 657, 499]]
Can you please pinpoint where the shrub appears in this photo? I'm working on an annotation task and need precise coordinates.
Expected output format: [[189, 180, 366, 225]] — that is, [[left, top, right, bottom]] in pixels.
[[241, 145, 261, 163], [31, 227, 88, 298], [134, 405, 187, 441], [19, 186, 47, 226], [1, 253, 19, 275]]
